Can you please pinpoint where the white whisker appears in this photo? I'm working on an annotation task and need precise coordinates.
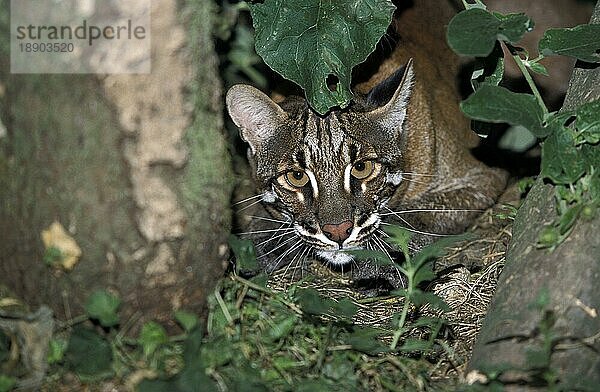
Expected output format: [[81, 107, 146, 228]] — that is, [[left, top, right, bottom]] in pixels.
[[287, 245, 311, 282], [239, 227, 295, 236], [401, 177, 431, 186], [267, 240, 304, 272], [380, 221, 448, 237], [233, 194, 263, 206], [379, 208, 482, 216], [259, 235, 299, 258], [255, 230, 293, 248], [247, 215, 291, 224], [383, 207, 416, 229], [372, 235, 394, 262], [400, 172, 437, 177]]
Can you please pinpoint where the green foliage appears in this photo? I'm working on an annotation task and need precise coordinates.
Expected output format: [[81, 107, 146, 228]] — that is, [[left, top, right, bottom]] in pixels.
[[47, 338, 68, 365], [42, 246, 63, 267], [84, 290, 121, 327], [541, 129, 586, 183], [174, 310, 199, 333], [64, 326, 113, 381], [139, 223, 465, 390], [447, 9, 532, 57], [223, 22, 268, 89], [447, 3, 600, 250], [249, 0, 395, 114], [138, 322, 169, 359], [228, 234, 258, 272], [0, 375, 15, 392], [471, 45, 505, 90], [460, 85, 548, 137], [539, 24, 600, 63]]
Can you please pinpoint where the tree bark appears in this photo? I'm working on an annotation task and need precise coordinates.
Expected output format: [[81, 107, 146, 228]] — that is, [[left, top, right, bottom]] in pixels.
[[468, 3, 600, 390], [0, 0, 232, 329]]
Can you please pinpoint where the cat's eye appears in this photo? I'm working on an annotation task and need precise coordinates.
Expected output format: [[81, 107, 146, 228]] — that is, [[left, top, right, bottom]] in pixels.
[[351, 160, 375, 179], [285, 170, 309, 188]]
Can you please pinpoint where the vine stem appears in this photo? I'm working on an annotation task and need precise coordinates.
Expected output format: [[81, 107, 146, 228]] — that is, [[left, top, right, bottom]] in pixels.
[[390, 265, 413, 350], [390, 298, 410, 350], [509, 49, 549, 115]]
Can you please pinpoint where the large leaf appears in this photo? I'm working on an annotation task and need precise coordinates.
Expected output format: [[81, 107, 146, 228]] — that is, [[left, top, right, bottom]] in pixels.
[[576, 99, 600, 144], [296, 288, 331, 316], [138, 321, 169, 358], [541, 129, 586, 184], [84, 290, 121, 328], [460, 84, 548, 137], [447, 9, 532, 57], [64, 326, 113, 381], [249, 0, 395, 114], [539, 24, 600, 63]]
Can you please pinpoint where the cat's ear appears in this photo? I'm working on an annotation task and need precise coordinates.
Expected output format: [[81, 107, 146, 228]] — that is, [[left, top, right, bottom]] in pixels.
[[366, 58, 414, 134], [226, 84, 287, 153]]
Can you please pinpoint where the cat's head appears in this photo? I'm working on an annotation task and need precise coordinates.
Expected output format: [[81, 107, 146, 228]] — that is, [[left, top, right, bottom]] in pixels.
[[227, 61, 414, 266]]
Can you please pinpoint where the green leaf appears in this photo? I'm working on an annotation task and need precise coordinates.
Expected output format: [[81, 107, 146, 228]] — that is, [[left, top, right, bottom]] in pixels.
[[84, 290, 121, 327], [471, 45, 505, 90], [410, 316, 446, 330], [539, 24, 600, 63], [43, 246, 63, 267], [0, 375, 16, 392], [138, 321, 169, 358], [558, 204, 583, 235], [575, 99, 600, 144], [229, 235, 258, 273], [249, 0, 396, 114], [382, 225, 412, 256], [498, 125, 537, 152], [541, 129, 586, 184], [0, 377, 7, 392], [296, 288, 331, 316], [344, 249, 393, 266], [461, 84, 548, 137], [137, 327, 217, 392], [397, 337, 432, 352], [493, 13, 533, 43], [411, 263, 436, 286], [64, 326, 113, 381], [174, 310, 199, 333], [47, 338, 68, 364], [538, 226, 559, 248], [447, 9, 532, 57], [527, 61, 549, 76], [346, 327, 389, 355], [411, 234, 469, 270], [331, 297, 359, 319], [200, 338, 234, 368], [267, 316, 298, 342]]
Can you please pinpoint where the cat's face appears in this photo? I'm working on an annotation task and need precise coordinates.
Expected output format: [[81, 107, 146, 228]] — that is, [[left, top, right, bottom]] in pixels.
[[227, 62, 414, 266]]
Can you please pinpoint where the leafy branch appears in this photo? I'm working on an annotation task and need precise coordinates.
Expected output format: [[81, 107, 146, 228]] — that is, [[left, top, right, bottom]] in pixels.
[[448, 2, 600, 249], [247, 0, 396, 114]]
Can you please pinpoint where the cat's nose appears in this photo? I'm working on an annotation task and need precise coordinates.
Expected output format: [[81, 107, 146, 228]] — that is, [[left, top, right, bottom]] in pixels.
[[322, 221, 353, 244]]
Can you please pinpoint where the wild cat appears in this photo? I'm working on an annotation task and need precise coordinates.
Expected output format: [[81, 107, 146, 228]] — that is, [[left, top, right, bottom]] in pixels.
[[226, 1, 507, 288]]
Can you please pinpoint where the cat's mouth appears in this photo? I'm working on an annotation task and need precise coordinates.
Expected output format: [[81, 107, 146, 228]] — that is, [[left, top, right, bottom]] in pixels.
[[293, 213, 381, 265]]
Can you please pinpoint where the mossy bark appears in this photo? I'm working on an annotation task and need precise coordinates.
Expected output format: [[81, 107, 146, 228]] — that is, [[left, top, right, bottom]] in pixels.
[[468, 3, 600, 389], [0, 0, 232, 329]]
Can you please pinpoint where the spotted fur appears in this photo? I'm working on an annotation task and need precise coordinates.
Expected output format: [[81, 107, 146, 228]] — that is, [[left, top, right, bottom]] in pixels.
[[227, 3, 507, 287]]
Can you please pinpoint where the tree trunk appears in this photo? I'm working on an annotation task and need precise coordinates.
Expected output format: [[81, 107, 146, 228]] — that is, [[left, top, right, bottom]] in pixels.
[[0, 0, 232, 329], [468, 3, 600, 390]]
